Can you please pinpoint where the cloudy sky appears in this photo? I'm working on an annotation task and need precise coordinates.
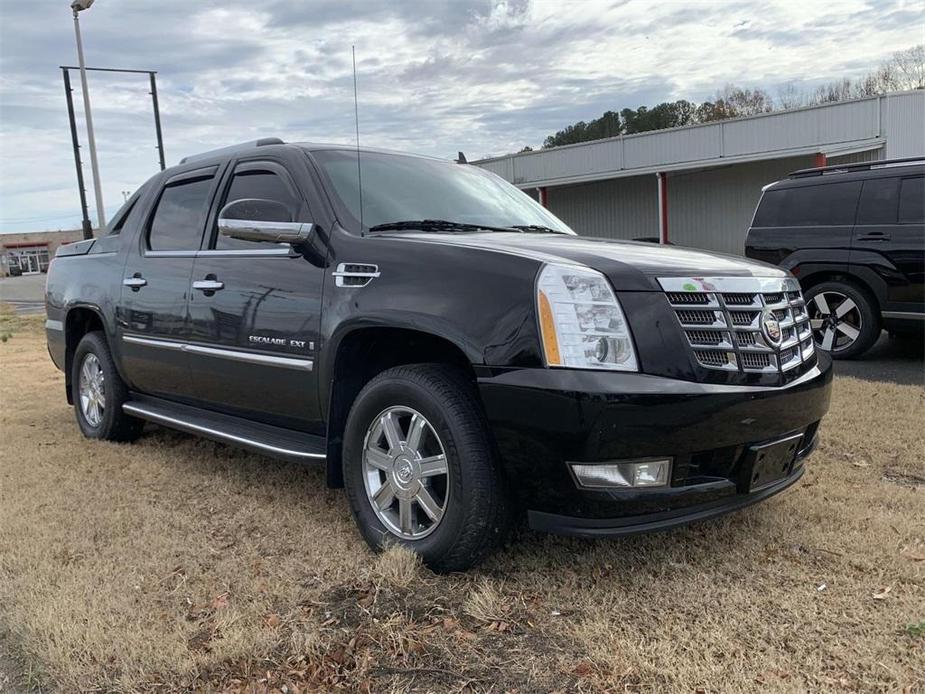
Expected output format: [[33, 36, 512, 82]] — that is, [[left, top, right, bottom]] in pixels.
[[0, 0, 922, 233]]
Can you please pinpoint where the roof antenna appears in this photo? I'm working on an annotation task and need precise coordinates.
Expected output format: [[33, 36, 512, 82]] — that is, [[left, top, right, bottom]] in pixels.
[[457, 151, 468, 164], [352, 45, 365, 234]]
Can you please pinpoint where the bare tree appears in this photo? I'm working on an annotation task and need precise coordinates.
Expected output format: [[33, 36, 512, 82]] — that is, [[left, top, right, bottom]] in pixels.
[[777, 82, 806, 110], [886, 44, 925, 90]]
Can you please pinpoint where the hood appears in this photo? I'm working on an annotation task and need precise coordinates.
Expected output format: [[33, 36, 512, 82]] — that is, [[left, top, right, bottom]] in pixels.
[[383, 232, 788, 291]]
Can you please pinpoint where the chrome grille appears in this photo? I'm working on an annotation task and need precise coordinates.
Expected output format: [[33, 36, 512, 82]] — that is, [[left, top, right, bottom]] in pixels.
[[676, 309, 721, 325], [659, 276, 815, 375]]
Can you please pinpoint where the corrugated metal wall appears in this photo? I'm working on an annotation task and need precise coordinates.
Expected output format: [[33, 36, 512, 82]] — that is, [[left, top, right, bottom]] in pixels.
[[665, 156, 813, 255], [547, 175, 657, 240], [477, 92, 921, 188], [545, 157, 814, 253], [882, 91, 925, 158]]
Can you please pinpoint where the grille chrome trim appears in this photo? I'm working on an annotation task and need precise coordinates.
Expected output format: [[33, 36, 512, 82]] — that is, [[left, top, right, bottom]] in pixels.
[[659, 276, 815, 376], [658, 276, 800, 294]]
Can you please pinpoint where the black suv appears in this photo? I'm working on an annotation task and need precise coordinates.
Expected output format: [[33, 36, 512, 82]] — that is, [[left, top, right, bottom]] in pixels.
[[46, 139, 832, 571], [746, 158, 925, 358]]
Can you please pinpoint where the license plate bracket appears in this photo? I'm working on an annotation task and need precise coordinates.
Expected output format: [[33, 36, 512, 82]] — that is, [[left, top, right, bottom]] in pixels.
[[744, 433, 803, 492]]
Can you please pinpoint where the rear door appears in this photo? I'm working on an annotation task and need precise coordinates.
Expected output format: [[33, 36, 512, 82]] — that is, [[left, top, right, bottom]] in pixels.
[[748, 180, 861, 272], [852, 174, 925, 312], [185, 155, 326, 434], [117, 166, 219, 400]]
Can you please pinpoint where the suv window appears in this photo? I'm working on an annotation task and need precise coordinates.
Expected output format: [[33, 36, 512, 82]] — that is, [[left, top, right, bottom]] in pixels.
[[148, 176, 213, 251], [755, 181, 862, 227], [856, 178, 898, 225], [214, 166, 300, 250], [898, 176, 924, 224], [107, 199, 137, 235]]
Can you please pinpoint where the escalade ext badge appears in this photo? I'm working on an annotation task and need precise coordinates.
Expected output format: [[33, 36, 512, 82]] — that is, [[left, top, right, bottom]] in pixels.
[[44, 140, 833, 572]]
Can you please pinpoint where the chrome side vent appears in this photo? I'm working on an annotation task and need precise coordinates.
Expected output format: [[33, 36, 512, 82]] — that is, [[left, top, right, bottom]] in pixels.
[[333, 263, 380, 288]]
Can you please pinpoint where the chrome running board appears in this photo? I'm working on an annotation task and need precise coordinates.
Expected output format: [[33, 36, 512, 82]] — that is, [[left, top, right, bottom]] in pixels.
[[123, 394, 326, 463]]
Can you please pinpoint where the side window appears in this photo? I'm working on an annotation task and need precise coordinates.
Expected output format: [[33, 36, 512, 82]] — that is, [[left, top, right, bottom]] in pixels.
[[856, 178, 898, 225], [753, 190, 784, 227], [148, 176, 213, 251], [898, 176, 924, 224], [214, 166, 301, 250], [784, 182, 862, 227], [107, 199, 136, 236]]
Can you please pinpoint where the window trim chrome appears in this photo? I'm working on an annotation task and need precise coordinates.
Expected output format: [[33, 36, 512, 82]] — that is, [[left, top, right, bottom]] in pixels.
[[144, 248, 297, 259]]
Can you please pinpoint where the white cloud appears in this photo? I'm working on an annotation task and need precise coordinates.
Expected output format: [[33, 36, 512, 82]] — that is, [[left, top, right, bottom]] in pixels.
[[0, 0, 922, 232]]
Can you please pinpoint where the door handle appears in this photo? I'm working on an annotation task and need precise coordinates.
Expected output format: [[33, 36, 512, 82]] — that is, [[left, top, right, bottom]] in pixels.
[[123, 275, 147, 290], [857, 232, 890, 241], [192, 279, 224, 292]]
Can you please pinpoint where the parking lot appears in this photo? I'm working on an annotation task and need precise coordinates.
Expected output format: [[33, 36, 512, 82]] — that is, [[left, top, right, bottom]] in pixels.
[[0, 275, 46, 316], [0, 310, 922, 692]]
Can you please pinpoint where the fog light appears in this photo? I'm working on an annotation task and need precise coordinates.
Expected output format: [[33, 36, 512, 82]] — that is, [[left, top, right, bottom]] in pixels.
[[570, 459, 671, 489]]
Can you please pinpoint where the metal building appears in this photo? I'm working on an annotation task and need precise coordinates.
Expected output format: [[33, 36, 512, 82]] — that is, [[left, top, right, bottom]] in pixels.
[[475, 90, 925, 255]]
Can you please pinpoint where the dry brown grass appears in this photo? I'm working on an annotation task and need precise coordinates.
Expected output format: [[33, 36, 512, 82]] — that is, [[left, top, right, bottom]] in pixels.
[[0, 317, 923, 693]]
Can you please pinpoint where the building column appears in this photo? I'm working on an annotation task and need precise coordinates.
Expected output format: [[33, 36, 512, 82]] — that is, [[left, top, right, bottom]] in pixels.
[[537, 186, 548, 208], [814, 152, 827, 168], [656, 172, 669, 244]]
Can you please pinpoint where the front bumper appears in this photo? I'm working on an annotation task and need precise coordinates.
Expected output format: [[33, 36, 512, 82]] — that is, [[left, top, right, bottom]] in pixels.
[[477, 352, 832, 537]]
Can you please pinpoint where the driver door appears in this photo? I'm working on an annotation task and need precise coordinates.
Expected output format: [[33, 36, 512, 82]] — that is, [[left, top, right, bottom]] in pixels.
[[185, 157, 326, 434]]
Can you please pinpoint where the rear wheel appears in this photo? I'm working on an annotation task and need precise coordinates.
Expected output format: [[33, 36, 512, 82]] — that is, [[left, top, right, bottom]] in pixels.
[[71, 332, 144, 441], [804, 281, 879, 359], [342, 364, 509, 572]]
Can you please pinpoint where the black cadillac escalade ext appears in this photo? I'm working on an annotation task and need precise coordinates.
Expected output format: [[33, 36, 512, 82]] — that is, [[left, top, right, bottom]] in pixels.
[[46, 139, 833, 571]]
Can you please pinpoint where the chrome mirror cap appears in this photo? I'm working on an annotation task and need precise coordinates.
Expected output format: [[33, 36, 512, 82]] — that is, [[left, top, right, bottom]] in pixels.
[[218, 197, 313, 245], [218, 217, 313, 245]]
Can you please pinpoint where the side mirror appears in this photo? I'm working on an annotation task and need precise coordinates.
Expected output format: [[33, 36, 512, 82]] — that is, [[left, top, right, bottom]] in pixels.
[[218, 198, 313, 245]]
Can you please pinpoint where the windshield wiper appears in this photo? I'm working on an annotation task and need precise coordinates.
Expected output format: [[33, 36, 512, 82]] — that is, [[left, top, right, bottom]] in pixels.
[[368, 219, 519, 234], [508, 224, 566, 234]]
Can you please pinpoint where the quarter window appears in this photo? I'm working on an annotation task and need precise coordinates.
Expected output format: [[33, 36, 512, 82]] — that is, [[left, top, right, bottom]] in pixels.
[[148, 176, 213, 251], [856, 178, 898, 225], [785, 182, 862, 226], [898, 176, 924, 224], [754, 182, 862, 228], [215, 168, 300, 250]]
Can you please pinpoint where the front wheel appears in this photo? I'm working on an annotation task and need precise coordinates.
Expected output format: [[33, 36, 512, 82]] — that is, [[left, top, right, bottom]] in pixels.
[[342, 364, 509, 572], [804, 281, 880, 359]]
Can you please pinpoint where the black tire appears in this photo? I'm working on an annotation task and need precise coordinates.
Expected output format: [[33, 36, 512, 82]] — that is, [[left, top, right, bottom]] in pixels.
[[804, 281, 880, 359], [71, 331, 144, 441], [342, 364, 509, 572]]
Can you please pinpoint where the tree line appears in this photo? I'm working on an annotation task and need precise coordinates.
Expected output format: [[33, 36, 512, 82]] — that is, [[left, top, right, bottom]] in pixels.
[[536, 44, 923, 150]]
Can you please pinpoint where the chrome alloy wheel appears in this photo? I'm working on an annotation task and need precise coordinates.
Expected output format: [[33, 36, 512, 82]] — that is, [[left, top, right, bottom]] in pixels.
[[808, 290, 862, 353], [78, 353, 106, 427], [362, 406, 450, 540]]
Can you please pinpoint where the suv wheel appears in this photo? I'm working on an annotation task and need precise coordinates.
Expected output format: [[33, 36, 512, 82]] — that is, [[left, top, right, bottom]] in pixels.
[[804, 281, 879, 359], [342, 364, 509, 572], [72, 331, 144, 441]]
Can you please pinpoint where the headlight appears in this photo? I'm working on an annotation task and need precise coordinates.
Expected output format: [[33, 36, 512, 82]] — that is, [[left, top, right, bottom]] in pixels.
[[536, 263, 638, 371]]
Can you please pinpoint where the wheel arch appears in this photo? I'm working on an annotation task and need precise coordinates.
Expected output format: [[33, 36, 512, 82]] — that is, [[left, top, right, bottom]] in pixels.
[[798, 269, 883, 316], [323, 326, 479, 488], [63, 304, 107, 404]]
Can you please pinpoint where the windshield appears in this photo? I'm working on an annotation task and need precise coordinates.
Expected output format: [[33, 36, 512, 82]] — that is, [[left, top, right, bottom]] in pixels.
[[311, 149, 575, 235]]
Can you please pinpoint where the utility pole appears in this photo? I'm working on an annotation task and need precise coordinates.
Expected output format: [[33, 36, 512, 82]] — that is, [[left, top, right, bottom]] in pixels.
[[71, 0, 106, 231], [61, 68, 93, 239]]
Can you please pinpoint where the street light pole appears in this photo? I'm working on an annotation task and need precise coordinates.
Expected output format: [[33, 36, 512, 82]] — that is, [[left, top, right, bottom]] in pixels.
[[71, 0, 106, 231]]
